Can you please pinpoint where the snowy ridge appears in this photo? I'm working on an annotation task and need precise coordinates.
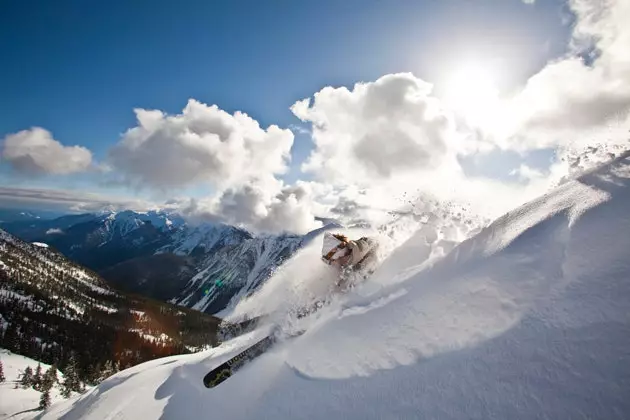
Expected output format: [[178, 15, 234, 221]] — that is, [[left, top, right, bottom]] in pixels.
[[36, 152, 630, 420], [156, 222, 249, 256], [87, 210, 184, 246]]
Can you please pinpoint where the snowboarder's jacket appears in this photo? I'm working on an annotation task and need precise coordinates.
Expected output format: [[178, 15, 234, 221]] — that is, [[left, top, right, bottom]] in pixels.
[[322, 233, 377, 270], [346, 237, 376, 267]]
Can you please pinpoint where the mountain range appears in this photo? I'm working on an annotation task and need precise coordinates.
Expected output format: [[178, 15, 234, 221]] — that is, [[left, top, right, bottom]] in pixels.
[[0, 211, 337, 315]]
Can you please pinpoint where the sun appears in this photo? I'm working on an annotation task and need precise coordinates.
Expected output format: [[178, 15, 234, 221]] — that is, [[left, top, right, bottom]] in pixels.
[[442, 62, 501, 126]]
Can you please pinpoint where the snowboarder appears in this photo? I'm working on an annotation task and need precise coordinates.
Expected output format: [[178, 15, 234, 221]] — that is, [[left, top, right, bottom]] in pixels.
[[321, 232, 379, 290]]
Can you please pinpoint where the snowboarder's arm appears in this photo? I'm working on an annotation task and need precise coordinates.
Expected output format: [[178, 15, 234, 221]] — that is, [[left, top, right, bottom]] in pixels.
[[347, 238, 373, 266]]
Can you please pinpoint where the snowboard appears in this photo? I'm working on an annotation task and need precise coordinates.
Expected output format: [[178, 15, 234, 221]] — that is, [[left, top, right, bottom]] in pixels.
[[203, 333, 278, 388]]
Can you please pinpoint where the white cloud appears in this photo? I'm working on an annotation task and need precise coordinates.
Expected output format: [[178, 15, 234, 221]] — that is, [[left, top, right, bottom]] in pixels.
[[292, 73, 459, 185], [108, 99, 294, 191], [104, 99, 324, 233], [1, 127, 93, 175], [498, 0, 630, 151]]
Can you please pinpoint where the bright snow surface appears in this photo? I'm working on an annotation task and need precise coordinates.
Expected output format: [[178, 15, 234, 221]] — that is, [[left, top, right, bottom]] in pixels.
[[0, 349, 66, 420], [37, 152, 630, 419]]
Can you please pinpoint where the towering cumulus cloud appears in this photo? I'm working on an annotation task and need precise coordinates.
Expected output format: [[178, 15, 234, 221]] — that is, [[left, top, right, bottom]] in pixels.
[[291, 73, 458, 186]]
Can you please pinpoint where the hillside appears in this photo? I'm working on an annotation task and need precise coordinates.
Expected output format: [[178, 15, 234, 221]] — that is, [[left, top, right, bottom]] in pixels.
[[32, 151, 630, 420], [0, 228, 220, 385]]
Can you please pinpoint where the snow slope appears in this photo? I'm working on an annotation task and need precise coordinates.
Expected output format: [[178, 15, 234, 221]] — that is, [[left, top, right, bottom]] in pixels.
[[0, 349, 66, 420], [35, 152, 630, 419]]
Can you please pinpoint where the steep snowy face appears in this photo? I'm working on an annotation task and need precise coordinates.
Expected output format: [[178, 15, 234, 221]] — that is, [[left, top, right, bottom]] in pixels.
[[172, 234, 304, 314], [39, 152, 630, 420]]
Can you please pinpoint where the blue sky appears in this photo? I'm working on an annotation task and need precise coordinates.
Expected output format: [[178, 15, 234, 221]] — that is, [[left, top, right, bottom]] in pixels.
[[4, 0, 615, 230]]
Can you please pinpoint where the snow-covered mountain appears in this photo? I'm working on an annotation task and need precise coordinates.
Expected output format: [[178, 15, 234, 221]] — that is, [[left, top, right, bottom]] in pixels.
[[0, 210, 182, 271], [32, 151, 630, 420], [1, 210, 335, 315], [172, 233, 305, 314]]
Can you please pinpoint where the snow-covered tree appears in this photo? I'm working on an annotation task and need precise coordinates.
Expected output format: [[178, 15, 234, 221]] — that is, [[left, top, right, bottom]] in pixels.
[[44, 365, 58, 386], [20, 366, 33, 388], [33, 363, 43, 390], [100, 360, 114, 382], [86, 362, 101, 385], [0, 359, 5, 382], [38, 364, 56, 410], [61, 355, 80, 398], [39, 386, 51, 410]]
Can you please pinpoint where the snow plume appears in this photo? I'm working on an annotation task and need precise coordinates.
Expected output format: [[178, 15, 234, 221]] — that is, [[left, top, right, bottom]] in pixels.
[[556, 141, 630, 183], [1, 127, 93, 175], [108, 99, 294, 191], [224, 194, 488, 322], [223, 226, 383, 322]]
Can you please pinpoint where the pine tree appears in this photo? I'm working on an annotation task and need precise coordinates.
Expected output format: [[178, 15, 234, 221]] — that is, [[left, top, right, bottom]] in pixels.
[[87, 362, 101, 386], [61, 355, 80, 398], [38, 386, 51, 410], [44, 365, 58, 387], [100, 360, 114, 382], [33, 363, 43, 391], [20, 366, 33, 388], [38, 364, 56, 410], [0, 359, 5, 382], [4, 323, 20, 353]]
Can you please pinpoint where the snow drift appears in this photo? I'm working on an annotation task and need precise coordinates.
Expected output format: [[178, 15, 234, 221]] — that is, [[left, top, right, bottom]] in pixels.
[[37, 152, 630, 419]]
